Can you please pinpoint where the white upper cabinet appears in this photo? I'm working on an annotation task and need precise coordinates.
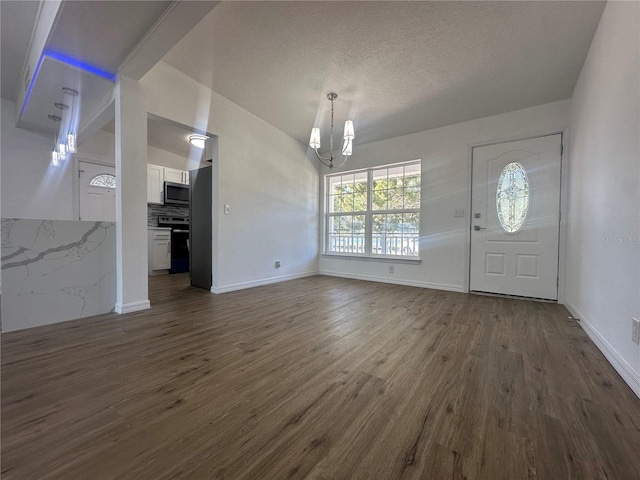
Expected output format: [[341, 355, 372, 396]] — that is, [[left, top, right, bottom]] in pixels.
[[147, 164, 164, 204], [147, 164, 190, 204], [164, 167, 183, 184]]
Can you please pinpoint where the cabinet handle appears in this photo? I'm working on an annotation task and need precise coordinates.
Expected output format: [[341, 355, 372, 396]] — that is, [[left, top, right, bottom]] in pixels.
[[167, 241, 171, 255]]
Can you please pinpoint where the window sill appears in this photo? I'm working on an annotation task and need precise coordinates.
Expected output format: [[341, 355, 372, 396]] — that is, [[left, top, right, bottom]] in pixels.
[[321, 254, 422, 264]]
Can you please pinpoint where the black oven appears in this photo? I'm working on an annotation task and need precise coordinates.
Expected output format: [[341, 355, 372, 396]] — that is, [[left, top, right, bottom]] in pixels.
[[157, 216, 190, 274], [170, 229, 190, 274], [164, 181, 189, 205]]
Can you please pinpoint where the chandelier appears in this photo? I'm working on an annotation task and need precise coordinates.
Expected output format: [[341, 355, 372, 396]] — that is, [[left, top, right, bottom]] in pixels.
[[50, 87, 79, 166], [309, 93, 354, 169]]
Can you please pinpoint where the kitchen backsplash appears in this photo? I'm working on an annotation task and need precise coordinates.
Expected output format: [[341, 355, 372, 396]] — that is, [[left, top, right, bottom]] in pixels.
[[148, 204, 190, 226]]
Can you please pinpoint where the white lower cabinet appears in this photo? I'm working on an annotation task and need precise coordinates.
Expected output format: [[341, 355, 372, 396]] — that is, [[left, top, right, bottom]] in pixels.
[[149, 228, 171, 274]]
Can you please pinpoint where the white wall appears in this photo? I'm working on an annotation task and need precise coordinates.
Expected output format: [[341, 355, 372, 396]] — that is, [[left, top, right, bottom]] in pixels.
[[319, 100, 570, 292], [141, 62, 319, 292], [80, 128, 202, 172], [1, 98, 75, 220], [565, 1, 640, 397]]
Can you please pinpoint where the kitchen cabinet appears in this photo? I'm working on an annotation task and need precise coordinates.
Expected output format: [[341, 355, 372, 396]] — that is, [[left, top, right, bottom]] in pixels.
[[147, 164, 164, 204], [148, 228, 171, 274], [147, 164, 190, 204], [164, 167, 189, 185]]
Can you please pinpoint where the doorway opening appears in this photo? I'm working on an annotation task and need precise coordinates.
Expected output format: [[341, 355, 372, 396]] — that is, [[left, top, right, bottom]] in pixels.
[[145, 114, 217, 295]]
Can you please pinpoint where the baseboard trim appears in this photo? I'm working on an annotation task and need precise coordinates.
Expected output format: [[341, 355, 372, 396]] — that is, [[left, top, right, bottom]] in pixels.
[[319, 270, 465, 293], [115, 300, 151, 314], [211, 271, 319, 294], [565, 302, 640, 399]]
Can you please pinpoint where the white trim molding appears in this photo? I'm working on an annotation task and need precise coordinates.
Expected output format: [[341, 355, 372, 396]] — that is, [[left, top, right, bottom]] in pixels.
[[320, 270, 465, 293], [566, 303, 640, 400], [115, 300, 151, 314], [211, 271, 319, 294]]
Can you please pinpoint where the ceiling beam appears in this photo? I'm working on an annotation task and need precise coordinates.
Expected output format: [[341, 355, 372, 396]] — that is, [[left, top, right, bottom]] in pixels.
[[118, 1, 220, 80]]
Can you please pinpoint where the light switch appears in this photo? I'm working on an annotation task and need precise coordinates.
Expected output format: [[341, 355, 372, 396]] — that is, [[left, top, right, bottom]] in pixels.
[[224, 204, 230, 215], [454, 208, 464, 218]]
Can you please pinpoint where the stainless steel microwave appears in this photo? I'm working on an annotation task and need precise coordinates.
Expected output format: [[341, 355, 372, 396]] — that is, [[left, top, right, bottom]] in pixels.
[[164, 181, 189, 205]]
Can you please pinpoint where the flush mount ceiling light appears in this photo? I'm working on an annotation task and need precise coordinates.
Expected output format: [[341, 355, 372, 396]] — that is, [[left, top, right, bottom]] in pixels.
[[309, 93, 354, 169], [188, 134, 209, 149], [54, 102, 69, 110], [47, 114, 61, 122]]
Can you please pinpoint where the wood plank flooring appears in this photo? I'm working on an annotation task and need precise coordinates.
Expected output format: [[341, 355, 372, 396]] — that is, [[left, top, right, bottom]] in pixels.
[[2, 274, 640, 479]]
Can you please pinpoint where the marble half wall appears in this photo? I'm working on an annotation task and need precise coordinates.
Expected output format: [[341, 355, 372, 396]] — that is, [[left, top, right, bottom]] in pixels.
[[1, 219, 116, 332]]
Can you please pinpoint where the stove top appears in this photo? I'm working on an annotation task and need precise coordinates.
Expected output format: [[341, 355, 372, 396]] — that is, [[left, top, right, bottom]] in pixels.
[[157, 216, 189, 228]]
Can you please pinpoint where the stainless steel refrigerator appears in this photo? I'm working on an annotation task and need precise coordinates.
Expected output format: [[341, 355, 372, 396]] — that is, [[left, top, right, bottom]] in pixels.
[[189, 166, 212, 290]]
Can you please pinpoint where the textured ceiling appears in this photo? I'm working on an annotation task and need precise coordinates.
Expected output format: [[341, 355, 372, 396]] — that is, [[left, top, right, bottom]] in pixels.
[[163, 1, 605, 146]]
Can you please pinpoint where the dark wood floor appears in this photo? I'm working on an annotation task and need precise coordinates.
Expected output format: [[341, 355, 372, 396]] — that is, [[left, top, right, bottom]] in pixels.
[[2, 274, 639, 479]]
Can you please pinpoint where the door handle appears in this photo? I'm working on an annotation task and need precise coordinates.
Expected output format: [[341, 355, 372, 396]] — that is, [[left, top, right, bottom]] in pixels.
[[474, 226, 486, 231]]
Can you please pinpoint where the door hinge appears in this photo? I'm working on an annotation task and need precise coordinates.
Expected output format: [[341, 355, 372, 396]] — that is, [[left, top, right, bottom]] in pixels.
[[560, 144, 564, 156]]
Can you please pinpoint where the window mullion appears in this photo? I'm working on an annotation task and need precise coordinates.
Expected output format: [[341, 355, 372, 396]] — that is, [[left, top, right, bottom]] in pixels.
[[325, 176, 330, 254], [366, 169, 373, 256]]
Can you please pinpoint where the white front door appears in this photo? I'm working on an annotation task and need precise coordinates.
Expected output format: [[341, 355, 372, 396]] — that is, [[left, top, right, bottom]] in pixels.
[[470, 135, 561, 300], [78, 161, 116, 221]]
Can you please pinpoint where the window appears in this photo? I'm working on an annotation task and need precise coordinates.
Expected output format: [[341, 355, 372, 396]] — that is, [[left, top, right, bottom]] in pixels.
[[326, 161, 421, 258], [89, 174, 116, 189], [496, 162, 529, 233]]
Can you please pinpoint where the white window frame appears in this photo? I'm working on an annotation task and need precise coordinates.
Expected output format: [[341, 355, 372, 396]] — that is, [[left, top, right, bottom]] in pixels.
[[324, 160, 421, 260]]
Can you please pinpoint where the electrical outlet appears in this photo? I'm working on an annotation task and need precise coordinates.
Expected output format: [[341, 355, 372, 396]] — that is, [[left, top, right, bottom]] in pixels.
[[388, 265, 394, 274], [632, 317, 639, 345], [275, 260, 281, 268], [224, 204, 231, 215]]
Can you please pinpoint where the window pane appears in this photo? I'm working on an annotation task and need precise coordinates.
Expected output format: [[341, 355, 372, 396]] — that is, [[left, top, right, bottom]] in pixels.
[[329, 194, 338, 213], [372, 189, 387, 211], [404, 187, 420, 209], [388, 166, 403, 180], [342, 194, 354, 212], [353, 176, 368, 212], [405, 163, 420, 177], [496, 162, 529, 233], [89, 174, 116, 188], [329, 176, 342, 195], [371, 212, 419, 257], [388, 189, 403, 209], [353, 215, 366, 234], [328, 215, 365, 254]]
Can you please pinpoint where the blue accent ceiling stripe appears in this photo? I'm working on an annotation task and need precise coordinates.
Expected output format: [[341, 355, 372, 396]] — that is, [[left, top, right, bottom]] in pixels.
[[43, 50, 117, 82]]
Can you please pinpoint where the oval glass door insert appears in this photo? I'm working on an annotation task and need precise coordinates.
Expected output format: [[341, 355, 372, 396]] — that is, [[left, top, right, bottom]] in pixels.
[[496, 162, 529, 233]]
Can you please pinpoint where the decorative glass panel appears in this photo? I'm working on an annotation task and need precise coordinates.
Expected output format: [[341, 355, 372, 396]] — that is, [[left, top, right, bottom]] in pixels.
[[89, 174, 116, 189], [496, 162, 529, 233]]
